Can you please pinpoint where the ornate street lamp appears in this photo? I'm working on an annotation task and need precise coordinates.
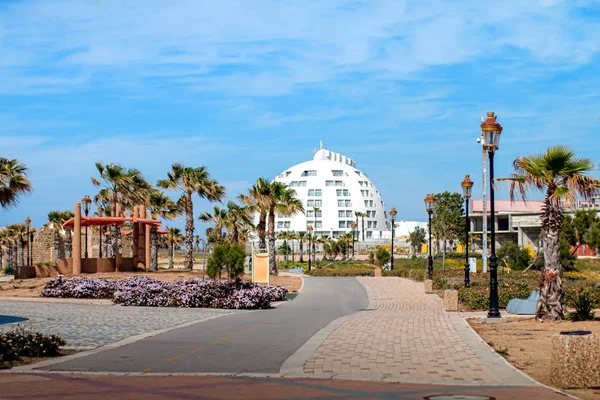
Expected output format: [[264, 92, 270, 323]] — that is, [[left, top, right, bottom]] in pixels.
[[351, 221, 357, 258], [389, 208, 397, 271], [481, 111, 503, 318], [25, 217, 31, 266], [97, 206, 104, 258], [461, 175, 474, 288], [424, 194, 436, 280], [307, 225, 313, 272], [82, 195, 92, 258]]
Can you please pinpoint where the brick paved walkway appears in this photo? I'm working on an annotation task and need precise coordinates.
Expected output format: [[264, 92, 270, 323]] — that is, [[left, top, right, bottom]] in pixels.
[[0, 300, 241, 348], [303, 277, 531, 385]]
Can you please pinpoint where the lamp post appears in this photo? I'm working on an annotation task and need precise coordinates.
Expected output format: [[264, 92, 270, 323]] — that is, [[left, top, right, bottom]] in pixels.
[[307, 225, 313, 271], [389, 208, 397, 271], [351, 221, 357, 258], [82, 195, 92, 258], [97, 206, 104, 258], [461, 175, 474, 288], [25, 217, 31, 266], [424, 194, 436, 280], [481, 112, 503, 319]]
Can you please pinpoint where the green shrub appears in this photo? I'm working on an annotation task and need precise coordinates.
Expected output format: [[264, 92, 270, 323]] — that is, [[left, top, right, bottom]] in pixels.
[[459, 283, 531, 311], [2, 264, 16, 276], [383, 268, 426, 281], [433, 276, 448, 290], [0, 327, 66, 368], [374, 247, 390, 266], [497, 242, 531, 271], [307, 268, 374, 277], [565, 287, 597, 321], [206, 243, 246, 282]]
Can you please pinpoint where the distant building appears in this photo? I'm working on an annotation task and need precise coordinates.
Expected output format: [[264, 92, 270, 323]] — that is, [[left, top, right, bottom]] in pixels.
[[269, 145, 391, 240]]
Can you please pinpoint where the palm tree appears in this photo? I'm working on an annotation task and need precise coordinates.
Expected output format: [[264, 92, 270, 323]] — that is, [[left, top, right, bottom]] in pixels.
[[0, 158, 33, 210], [224, 201, 254, 244], [297, 231, 307, 262], [264, 182, 303, 274], [46, 211, 68, 263], [147, 190, 180, 271], [1, 226, 18, 269], [92, 162, 152, 258], [166, 227, 184, 269], [339, 232, 354, 259], [239, 177, 271, 250], [278, 231, 292, 266], [355, 211, 366, 241], [158, 164, 225, 270], [503, 145, 600, 321], [199, 206, 228, 239]]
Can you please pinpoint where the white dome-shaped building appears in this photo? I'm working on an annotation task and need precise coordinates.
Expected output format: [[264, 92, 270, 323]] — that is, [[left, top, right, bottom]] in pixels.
[[271, 147, 391, 240]]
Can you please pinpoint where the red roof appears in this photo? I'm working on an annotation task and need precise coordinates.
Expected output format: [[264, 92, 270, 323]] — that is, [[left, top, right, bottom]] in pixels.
[[471, 200, 544, 213], [63, 216, 162, 228]]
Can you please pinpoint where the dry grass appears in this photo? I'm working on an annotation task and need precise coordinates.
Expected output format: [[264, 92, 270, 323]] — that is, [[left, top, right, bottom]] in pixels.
[[0, 271, 303, 297], [469, 316, 600, 400]]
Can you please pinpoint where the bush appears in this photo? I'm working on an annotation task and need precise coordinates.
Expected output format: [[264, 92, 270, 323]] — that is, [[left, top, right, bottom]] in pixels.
[[42, 276, 288, 310], [497, 242, 531, 271], [565, 287, 597, 321], [1, 327, 66, 368], [307, 268, 374, 277], [382, 268, 426, 282], [206, 243, 246, 282], [459, 283, 531, 311], [2, 264, 16, 276], [374, 247, 390, 267], [564, 271, 589, 281]]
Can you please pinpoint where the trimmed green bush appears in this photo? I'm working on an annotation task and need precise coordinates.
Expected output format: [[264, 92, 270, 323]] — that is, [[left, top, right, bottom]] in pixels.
[[307, 267, 374, 277], [458, 283, 531, 311], [382, 268, 426, 282]]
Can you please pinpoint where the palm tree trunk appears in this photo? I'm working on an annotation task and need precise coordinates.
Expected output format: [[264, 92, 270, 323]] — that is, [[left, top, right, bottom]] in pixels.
[[184, 192, 194, 270], [299, 240, 304, 262], [268, 211, 277, 275], [150, 227, 158, 271], [169, 241, 174, 269], [538, 197, 564, 321], [0, 246, 3, 270]]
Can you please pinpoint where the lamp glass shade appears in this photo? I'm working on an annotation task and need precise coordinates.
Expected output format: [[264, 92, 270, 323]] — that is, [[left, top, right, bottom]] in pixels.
[[461, 174, 474, 199], [424, 194, 436, 212], [480, 112, 503, 152], [25, 217, 31, 226]]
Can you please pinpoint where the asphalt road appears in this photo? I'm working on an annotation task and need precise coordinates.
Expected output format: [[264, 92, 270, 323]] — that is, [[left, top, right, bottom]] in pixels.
[[41, 277, 368, 374]]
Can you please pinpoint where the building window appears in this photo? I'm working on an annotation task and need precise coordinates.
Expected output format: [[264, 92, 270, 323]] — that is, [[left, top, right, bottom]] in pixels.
[[338, 200, 344, 207], [347, 220, 354, 226], [308, 210, 322, 217], [335, 181, 344, 186], [277, 222, 283, 229], [336, 189, 350, 197], [359, 181, 363, 187], [325, 180, 334, 186], [372, 211, 376, 218], [289, 181, 298, 187], [346, 210, 353, 217], [369, 200, 374, 207], [373, 222, 378, 228], [339, 221, 346, 228], [366, 231, 373, 239], [345, 200, 352, 207], [308, 200, 322, 207], [338, 210, 345, 217], [301, 170, 317, 177], [367, 221, 373, 228], [355, 171, 361, 176], [308, 189, 322, 196], [364, 200, 369, 207], [332, 170, 343, 176], [298, 181, 307, 187], [498, 217, 509, 231], [315, 221, 322, 228]]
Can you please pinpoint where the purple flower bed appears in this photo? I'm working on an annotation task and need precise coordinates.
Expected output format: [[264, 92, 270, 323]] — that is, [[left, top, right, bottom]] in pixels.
[[41, 276, 288, 310]]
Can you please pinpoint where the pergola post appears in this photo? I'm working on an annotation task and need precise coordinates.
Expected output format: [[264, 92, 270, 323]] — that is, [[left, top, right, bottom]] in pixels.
[[132, 206, 139, 269], [73, 202, 82, 275], [139, 205, 147, 270]]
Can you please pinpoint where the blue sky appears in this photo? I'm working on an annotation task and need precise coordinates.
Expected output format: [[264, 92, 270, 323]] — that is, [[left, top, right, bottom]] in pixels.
[[2, 0, 600, 231]]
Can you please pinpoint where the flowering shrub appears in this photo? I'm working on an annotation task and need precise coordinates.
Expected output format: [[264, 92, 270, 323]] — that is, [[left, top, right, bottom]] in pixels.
[[564, 271, 589, 281], [42, 276, 288, 310], [0, 327, 66, 368]]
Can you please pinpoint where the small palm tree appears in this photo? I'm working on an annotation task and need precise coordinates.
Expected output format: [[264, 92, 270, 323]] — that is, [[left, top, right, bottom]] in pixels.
[[199, 206, 228, 239], [158, 164, 225, 270], [503, 145, 600, 321], [147, 190, 180, 271], [0, 158, 33, 210], [297, 231, 307, 262], [265, 182, 304, 274], [166, 227, 184, 269], [46, 211, 71, 263], [224, 201, 254, 244], [239, 177, 271, 250]]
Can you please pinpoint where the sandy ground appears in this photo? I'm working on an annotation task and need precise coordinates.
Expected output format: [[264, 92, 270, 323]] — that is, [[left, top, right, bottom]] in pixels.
[[0, 271, 302, 297], [469, 316, 600, 400]]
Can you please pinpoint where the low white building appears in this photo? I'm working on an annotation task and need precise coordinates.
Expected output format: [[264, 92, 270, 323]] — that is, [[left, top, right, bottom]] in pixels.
[[271, 146, 391, 240]]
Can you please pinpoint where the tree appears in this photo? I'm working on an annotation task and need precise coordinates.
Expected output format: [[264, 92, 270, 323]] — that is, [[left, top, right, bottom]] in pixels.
[[497, 241, 532, 271], [238, 177, 271, 250], [262, 182, 303, 275], [92, 162, 152, 258], [297, 231, 307, 262], [431, 191, 464, 268], [158, 164, 225, 270], [0, 158, 33, 210], [147, 190, 180, 271], [46, 211, 73, 263], [572, 209, 599, 254], [199, 206, 228, 239], [206, 243, 246, 282], [409, 227, 427, 255], [165, 227, 183, 269], [584, 222, 600, 255], [504, 145, 600, 321]]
